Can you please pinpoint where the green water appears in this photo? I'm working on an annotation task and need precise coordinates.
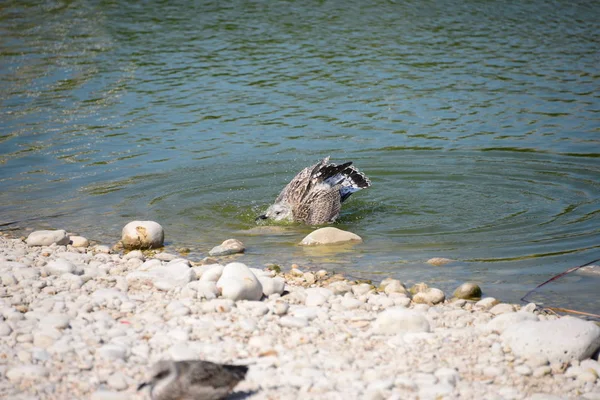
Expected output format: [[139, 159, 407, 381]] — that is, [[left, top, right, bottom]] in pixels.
[[1, 0, 599, 313]]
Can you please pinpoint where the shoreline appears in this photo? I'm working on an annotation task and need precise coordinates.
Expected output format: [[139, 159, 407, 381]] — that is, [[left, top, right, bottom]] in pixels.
[[0, 229, 599, 400]]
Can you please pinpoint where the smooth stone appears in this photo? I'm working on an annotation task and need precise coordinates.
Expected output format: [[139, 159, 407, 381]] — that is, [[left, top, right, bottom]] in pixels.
[[199, 265, 225, 282], [121, 220, 164, 249], [328, 281, 352, 295], [502, 316, 600, 363], [216, 262, 263, 301], [46, 258, 81, 276], [489, 303, 516, 315], [0, 322, 12, 336], [107, 372, 129, 391], [6, 365, 50, 381], [96, 344, 128, 360], [126, 260, 194, 290], [271, 301, 289, 315], [412, 288, 445, 305], [26, 230, 70, 246], [39, 314, 71, 329], [258, 276, 285, 296], [299, 227, 362, 245], [373, 307, 431, 335], [453, 282, 482, 300], [279, 316, 309, 328], [185, 281, 219, 300], [90, 391, 130, 400], [352, 283, 373, 296], [69, 235, 89, 247], [92, 288, 129, 303], [486, 312, 539, 334], [341, 297, 364, 310], [383, 280, 409, 296], [208, 239, 245, 256], [123, 250, 145, 261], [475, 297, 500, 309]]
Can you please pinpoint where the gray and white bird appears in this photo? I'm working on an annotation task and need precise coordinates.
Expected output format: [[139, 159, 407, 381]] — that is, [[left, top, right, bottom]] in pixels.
[[137, 360, 248, 400], [257, 156, 371, 225]]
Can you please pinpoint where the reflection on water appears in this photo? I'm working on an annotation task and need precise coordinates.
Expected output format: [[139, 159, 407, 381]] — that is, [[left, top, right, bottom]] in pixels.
[[1, 0, 599, 314]]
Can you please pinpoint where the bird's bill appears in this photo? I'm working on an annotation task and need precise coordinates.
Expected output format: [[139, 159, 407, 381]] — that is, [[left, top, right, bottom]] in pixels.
[[255, 214, 268, 221], [137, 382, 149, 391]]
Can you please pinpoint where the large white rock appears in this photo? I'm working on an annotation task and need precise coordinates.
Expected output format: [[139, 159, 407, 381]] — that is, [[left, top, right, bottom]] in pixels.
[[486, 312, 539, 334], [26, 230, 70, 246], [216, 262, 263, 301], [373, 307, 431, 335], [299, 227, 362, 246], [121, 221, 164, 249], [502, 316, 600, 363]]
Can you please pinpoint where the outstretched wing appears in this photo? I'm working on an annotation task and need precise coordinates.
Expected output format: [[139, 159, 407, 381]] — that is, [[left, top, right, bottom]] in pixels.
[[275, 157, 330, 205], [294, 183, 342, 224]]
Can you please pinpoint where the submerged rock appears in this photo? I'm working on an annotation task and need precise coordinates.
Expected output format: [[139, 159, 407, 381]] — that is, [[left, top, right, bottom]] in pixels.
[[426, 257, 453, 266], [26, 230, 70, 246], [208, 239, 245, 256], [299, 227, 362, 246], [121, 221, 164, 250]]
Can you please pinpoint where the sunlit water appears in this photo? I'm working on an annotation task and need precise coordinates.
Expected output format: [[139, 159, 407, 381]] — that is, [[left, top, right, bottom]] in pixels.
[[1, 0, 599, 314]]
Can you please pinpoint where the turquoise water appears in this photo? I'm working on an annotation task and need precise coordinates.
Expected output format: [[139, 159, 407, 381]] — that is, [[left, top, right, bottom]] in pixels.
[[1, 0, 599, 313]]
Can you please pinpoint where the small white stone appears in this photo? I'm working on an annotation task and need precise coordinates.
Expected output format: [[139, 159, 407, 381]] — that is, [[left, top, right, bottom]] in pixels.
[[199, 265, 224, 282], [107, 372, 128, 391], [46, 258, 79, 276], [412, 288, 445, 305], [26, 230, 70, 246], [475, 297, 500, 309], [489, 303, 516, 315], [0, 322, 12, 336], [515, 365, 532, 376], [69, 236, 89, 247], [271, 301, 289, 315], [373, 307, 430, 335], [258, 276, 285, 297], [6, 365, 49, 382], [209, 239, 245, 256], [486, 312, 539, 334], [216, 262, 263, 301], [96, 344, 128, 360], [279, 316, 309, 328]]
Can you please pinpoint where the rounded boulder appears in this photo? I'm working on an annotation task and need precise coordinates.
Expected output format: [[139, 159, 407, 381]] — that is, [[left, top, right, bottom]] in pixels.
[[121, 221, 164, 250]]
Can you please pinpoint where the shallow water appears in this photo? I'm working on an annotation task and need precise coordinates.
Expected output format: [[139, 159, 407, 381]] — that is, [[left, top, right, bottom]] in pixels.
[[1, 0, 599, 313]]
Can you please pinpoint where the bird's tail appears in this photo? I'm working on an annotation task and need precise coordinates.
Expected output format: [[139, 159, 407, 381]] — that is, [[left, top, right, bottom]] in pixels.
[[314, 158, 371, 202]]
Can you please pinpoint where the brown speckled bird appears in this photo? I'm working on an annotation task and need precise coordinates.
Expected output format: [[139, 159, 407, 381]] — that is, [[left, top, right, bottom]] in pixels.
[[257, 156, 371, 225], [137, 360, 248, 400]]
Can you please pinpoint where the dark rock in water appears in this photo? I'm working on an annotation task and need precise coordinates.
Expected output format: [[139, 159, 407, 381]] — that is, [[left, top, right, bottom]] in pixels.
[[453, 282, 482, 300]]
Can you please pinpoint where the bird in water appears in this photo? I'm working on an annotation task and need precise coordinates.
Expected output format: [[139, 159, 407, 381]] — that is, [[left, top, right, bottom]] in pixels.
[[257, 156, 371, 225], [137, 360, 248, 400]]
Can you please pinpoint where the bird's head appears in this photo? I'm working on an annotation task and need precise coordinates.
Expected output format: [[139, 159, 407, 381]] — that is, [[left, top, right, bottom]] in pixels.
[[137, 360, 177, 397], [256, 202, 293, 222]]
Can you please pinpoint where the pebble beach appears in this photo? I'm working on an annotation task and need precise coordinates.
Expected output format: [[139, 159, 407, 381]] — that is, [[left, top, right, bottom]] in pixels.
[[1, 225, 599, 400]]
